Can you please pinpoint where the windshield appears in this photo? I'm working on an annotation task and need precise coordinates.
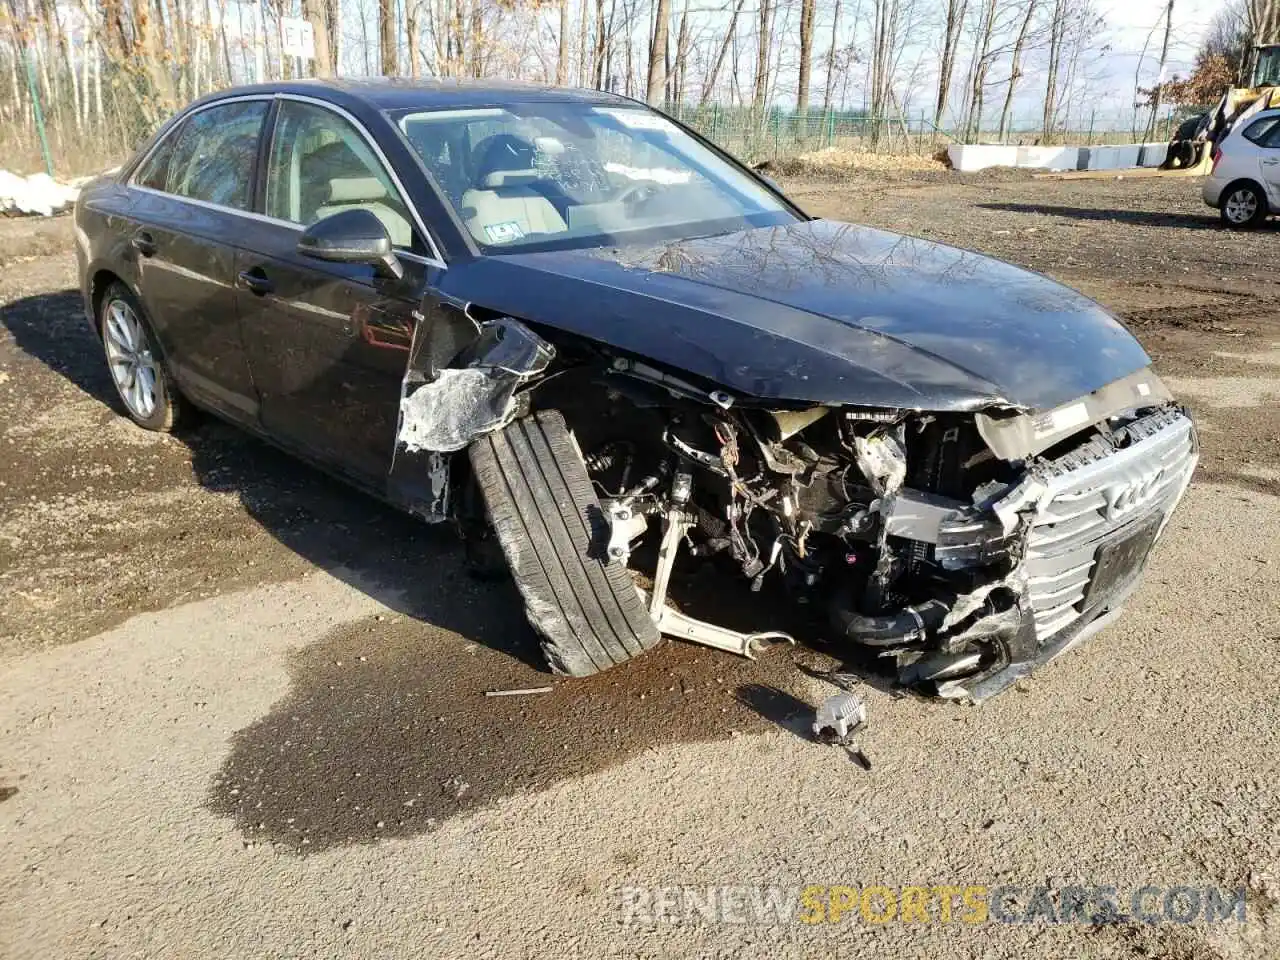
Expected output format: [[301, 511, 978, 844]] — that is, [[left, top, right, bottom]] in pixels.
[[1256, 46, 1280, 87], [396, 102, 797, 253]]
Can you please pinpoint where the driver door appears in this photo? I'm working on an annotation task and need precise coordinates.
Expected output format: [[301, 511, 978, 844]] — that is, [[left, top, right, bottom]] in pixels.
[[235, 98, 439, 490]]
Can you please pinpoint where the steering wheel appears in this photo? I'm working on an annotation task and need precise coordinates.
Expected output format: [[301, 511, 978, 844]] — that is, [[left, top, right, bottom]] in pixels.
[[615, 182, 659, 207]]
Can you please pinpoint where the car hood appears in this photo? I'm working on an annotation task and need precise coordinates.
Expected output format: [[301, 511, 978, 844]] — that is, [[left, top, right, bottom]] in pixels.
[[445, 219, 1151, 411]]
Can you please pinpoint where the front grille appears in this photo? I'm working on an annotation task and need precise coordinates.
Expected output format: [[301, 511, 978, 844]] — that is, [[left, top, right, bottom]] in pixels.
[[1024, 409, 1197, 639]]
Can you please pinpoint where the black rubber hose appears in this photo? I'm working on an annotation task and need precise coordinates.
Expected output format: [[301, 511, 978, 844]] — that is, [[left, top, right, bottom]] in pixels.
[[830, 597, 951, 647]]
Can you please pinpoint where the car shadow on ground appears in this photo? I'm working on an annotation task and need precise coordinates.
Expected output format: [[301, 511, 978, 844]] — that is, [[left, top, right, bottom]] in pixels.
[[3, 288, 849, 852], [975, 201, 1250, 230], [0, 288, 546, 670]]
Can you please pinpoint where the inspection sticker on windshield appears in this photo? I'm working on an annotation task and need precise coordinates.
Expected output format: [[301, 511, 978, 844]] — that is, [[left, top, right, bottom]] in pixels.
[[484, 221, 525, 244], [595, 108, 674, 132]]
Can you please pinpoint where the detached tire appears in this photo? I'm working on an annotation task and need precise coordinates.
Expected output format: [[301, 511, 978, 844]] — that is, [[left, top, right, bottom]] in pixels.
[[469, 410, 661, 676]]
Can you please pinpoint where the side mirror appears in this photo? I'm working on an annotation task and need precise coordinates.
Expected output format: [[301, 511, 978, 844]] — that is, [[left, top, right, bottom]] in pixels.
[[297, 209, 404, 280]]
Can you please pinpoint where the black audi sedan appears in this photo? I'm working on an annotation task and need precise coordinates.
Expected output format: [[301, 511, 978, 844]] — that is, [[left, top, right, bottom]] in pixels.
[[75, 80, 1197, 701]]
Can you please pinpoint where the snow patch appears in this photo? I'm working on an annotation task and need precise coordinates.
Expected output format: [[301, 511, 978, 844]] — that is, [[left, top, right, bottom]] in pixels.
[[0, 171, 81, 217]]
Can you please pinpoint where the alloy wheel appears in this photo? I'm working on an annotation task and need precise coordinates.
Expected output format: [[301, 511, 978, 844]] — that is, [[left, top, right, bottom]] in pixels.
[[103, 298, 160, 419], [1224, 188, 1259, 225]]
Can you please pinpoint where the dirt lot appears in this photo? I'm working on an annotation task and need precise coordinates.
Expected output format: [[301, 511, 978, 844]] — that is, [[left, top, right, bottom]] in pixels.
[[2, 172, 1279, 959]]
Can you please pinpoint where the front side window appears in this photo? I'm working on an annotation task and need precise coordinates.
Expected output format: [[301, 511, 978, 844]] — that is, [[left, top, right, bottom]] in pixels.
[[134, 125, 181, 191], [398, 102, 796, 253], [162, 101, 268, 209], [265, 100, 419, 251]]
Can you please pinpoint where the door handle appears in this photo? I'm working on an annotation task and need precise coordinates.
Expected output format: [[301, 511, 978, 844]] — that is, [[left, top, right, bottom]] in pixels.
[[1264, 159, 1280, 166], [131, 231, 156, 257], [237, 268, 274, 296]]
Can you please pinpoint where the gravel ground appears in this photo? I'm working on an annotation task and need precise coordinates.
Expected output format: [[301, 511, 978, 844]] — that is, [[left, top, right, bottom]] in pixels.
[[1, 172, 1278, 959]]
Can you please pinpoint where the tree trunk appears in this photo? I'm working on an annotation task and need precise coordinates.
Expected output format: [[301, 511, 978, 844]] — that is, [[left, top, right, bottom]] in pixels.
[[1144, 0, 1175, 142], [380, 0, 397, 75], [997, 0, 1037, 140], [303, 0, 334, 77], [326, 0, 340, 72], [934, 0, 966, 127], [700, 0, 743, 106], [593, 0, 606, 87], [556, 0, 569, 84], [752, 0, 772, 111], [821, 0, 840, 114], [645, 0, 669, 105], [672, 0, 688, 104], [1043, 0, 1065, 139], [963, 0, 998, 141], [407, 0, 420, 76], [468, 0, 482, 75], [579, 0, 589, 84], [797, 0, 815, 116]]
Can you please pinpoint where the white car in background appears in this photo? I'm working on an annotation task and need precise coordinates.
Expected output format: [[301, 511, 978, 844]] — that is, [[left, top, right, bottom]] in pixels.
[[1203, 107, 1280, 228]]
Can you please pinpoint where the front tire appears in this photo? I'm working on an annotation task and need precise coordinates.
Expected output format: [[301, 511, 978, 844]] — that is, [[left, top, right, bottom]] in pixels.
[[99, 283, 185, 432], [469, 410, 661, 676], [1220, 182, 1267, 229]]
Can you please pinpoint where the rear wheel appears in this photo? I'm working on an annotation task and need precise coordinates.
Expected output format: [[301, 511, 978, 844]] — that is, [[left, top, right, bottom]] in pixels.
[[99, 283, 186, 432], [1220, 182, 1267, 229], [468, 410, 661, 676]]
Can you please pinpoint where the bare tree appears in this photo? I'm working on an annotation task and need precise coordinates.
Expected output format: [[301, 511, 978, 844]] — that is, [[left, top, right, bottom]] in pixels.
[[646, 0, 670, 104], [556, 0, 569, 84], [1248, 0, 1280, 49], [935, 0, 967, 127], [752, 0, 774, 111], [1042, 0, 1069, 139], [961, 0, 999, 140], [821, 0, 841, 113], [379, 0, 397, 74], [797, 0, 815, 115], [700, 0, 744, 106], [1142, 0, 1175, 142], [997, 0, 1037, 140], [303, 0, 333, 77]]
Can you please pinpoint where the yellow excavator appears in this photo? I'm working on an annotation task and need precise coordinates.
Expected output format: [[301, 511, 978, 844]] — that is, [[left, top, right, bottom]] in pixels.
[[1049, 44, 1280, 179], [1162, 42, 1280, 173]]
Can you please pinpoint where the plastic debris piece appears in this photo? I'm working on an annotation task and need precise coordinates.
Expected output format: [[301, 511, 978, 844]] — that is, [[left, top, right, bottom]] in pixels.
[[813, 691, 867, 742]]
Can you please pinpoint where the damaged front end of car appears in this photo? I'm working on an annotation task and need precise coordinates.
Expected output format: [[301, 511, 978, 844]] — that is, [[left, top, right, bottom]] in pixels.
[[394, 311, 1197, 703]]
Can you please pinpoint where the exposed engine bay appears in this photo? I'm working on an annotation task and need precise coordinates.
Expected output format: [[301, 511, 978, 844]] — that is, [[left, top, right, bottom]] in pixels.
[[397, 315, 1199, 702]]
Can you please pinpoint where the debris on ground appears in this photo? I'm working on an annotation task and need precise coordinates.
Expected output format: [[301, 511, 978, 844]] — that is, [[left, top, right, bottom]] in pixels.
[[484, 686, 554, 697], [812, 690, 867, 742], [763, 148, 948, 178]]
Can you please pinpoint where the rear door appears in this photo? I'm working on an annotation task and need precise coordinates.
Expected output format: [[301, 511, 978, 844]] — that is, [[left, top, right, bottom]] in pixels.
[[127, 98, 271, 423], [1251, 116, 1280, 203], [234, 97, 443, 490]]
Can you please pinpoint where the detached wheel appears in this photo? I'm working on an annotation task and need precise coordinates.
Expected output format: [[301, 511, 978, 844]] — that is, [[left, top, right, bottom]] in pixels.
[[1220, 183, 1267, 229], [469, 410, 661, 676], [99, 283, 186, 431]]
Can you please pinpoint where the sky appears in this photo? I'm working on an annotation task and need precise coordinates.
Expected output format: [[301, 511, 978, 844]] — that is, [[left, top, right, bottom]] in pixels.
[[1108, 0, 1222, 79], [1057, 0, 1222, 131]]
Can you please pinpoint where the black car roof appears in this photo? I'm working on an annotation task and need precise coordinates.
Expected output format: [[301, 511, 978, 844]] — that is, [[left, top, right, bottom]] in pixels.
[[201, 78, 637, 112]]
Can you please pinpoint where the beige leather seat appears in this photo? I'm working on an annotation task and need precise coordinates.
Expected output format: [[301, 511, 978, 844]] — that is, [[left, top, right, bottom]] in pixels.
[[460, 136, 566, 244], [315, 176, 413, 248]]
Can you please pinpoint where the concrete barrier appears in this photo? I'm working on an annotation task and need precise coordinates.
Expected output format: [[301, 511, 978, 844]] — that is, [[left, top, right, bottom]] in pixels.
[[948, 141, 1169, 173]]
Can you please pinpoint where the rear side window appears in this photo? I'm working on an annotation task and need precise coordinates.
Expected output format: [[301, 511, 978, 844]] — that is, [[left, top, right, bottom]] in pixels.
[[1242, 116, 1280, 146], [162, 101, 269, 209]]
